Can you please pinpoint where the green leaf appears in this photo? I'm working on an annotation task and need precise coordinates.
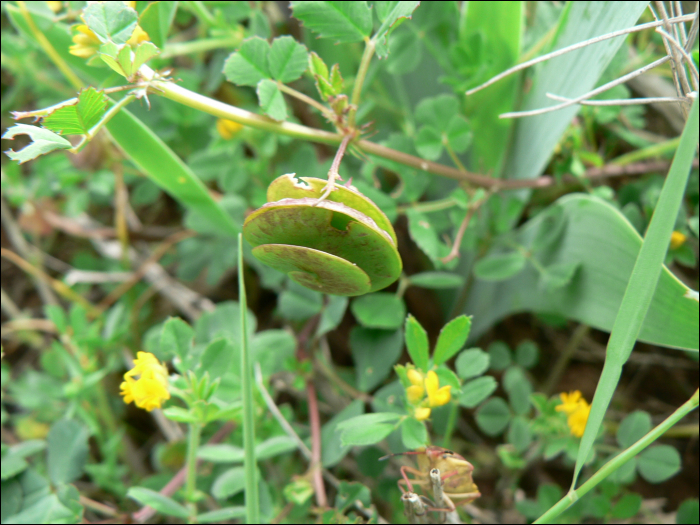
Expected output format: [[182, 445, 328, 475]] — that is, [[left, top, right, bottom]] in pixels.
[[335, 481, 371, 513], [515, 340, 539, 369], [1, 453, 28, 480], [616, 411, 652, 449], [160, 317, 193, 365], [503, 2, 648, 186], [637, 445, 681, 483], [197, 507, 247, 523], [461, 1, 522, 173], [83, 1, 138, 44], [47, 419, 89, 485], [405, 209, 450, 267], [256, 436, 297, 460], [198, 444, 244, 463], [539, 262, 579, 292], [309, 51, 329, 80], [409, 271, 464, 289], [278, 284, 323, 321], [351, 293, 406, 329], [507, 416, 532, 453], [269, 36, 308, 83], [386, 30, 423, 74], [322, 400, 364, 467], [257, 79, 287, 121], [675, 498, 699, 525], [503, 366, 532, 415], [416, 94, 460, 130], [251, 330, 295, 377], [106, 107, 239, 236], [446, 115, 472, 153], [42, 87, 107, 135], [162, 407, 199, 423], [434, 315, 471, 365], [466, 195, 699, 351], [530, 204, 566, 252], [316, 296, 348, 337], [455, 348, 490, 380], [212, 467, 246, 499], [127, 487, 190, 519], [138, 1, 177, 49], [414, 126, 443, 160], [350, 327, 403, 392], [475, 397, 511, 436], [3, 124, 72, 163], [373, 1, 421, 58], [459, 376, 498, 408], [290, 1, 372, 43], [404, 315, 429, 371], [132, 42, 160, 72], [337, 413, 402, 446], [200, 338, 233, 381], [223, 37, 271, 86], [488, 341, 512, 371], [474, 252, 527, 282], [401, 417, 428, 449], [611, 493, 642, 520]]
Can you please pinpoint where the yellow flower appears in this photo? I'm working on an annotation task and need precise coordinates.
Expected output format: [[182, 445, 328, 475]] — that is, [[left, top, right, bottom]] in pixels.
[[556, 390, 584, 414], [127, 25, 151, 46], [70, 23, 101, 58], [406, 369, 425, 403], [670, 231, 686, 250], [556, 390, 590, 437], [567, 402, 591, 438], [216, 119, 244, 140], [120, 352, 170, 411], [46, 1, 63, 13], [404, 369, 452, 421], [425, 370, 451, 407], [414, 407, 432, 421]]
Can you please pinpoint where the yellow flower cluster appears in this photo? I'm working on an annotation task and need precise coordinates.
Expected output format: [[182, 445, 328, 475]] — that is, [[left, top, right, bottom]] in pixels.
[[406, 369, 452, 421], [120, 352, 170, 412], [556, 390, 591, 437], [216, 119, 244, 140], [70, 3, 150, 59]]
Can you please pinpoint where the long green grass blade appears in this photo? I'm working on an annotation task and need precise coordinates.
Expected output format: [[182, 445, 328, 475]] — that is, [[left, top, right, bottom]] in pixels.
[[572, 96, 699, 489], [239, 233, 259, 523], [536, 389, 699, 523], [106, 107, 238, 236]]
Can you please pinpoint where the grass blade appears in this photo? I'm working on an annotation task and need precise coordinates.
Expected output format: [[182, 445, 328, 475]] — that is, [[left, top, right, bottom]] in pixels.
[[239, 233, 259, 523], [571, 96, 698, 490]]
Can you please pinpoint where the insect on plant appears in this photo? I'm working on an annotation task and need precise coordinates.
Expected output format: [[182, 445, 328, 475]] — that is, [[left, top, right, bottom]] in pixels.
[[380, 446, 481, 511]]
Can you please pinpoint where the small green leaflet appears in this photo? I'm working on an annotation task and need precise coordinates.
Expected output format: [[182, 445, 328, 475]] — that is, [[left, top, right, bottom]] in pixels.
[[3, 124, 72, 164], [42, 87, 107, 135], [373, 1, 421, 58], [99, 41, 159, 81]]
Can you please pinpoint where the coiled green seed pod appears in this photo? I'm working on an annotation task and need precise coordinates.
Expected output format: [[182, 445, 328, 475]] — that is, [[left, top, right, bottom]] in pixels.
[[243, 174, 402, 296]]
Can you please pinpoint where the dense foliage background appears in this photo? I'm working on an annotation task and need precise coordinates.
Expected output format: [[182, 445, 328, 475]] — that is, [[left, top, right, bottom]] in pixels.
[[1, 1, 698, 524]]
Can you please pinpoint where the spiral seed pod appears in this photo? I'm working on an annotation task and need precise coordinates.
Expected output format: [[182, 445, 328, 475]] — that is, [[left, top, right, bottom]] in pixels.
[[243, 174, 402, 296]]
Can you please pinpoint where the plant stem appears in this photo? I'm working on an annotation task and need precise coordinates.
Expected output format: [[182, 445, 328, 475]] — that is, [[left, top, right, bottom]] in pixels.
[[535, 389, 699, 523], [17, 1, 82, 90], [185, 421, 202, 513], [348, 39, 376, 128], [239, 234, 260, 524], [160, 36, 243, 58], [138, 65, 555, 189], [316, 134, 354, 202], [277, 82, 337, 121]]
